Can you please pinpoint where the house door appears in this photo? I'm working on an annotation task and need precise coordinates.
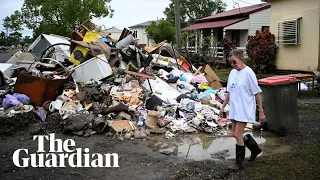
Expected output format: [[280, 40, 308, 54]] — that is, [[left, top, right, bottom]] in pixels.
[[231, 30, 240, 46]]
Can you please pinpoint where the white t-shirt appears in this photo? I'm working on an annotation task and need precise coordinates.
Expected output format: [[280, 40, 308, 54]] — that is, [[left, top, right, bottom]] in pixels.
[[227, 66, 262, 123]]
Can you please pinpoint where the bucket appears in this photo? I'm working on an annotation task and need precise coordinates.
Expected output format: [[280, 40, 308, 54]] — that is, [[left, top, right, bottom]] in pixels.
[[115, 34, 135, 48], [92, 117, 106, 133]]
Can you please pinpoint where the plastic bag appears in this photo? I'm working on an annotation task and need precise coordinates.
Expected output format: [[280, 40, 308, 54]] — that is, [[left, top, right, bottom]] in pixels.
[[13, 93, 31, 105], [2, 94, 23, 109]]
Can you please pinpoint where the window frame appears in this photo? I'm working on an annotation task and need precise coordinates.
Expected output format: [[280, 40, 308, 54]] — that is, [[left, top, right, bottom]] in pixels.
[[277, 18, 301, 45]]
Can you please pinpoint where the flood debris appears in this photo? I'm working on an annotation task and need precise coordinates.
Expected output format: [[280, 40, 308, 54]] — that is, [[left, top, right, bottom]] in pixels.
[[0, 19, 236, 139]]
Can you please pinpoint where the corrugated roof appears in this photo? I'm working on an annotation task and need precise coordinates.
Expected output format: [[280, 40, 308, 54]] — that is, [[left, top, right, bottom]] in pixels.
[[183, 17, 247, 30], [105, 26, 122, 33], [129, 21, 155, 28], [197, 3, 270, 22]]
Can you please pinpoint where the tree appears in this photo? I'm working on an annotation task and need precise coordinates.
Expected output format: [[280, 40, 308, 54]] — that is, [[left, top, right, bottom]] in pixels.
[[2, 10, 23, 32], [8, 31, 22, 45], [20, 0, 114, 38], [2, 10, 23, 45], [22, 36, 33, 44], [0, 31, 5, 46], [0, 31, 5, 40], [146, 19, 176, 43], [164, 0, 226, 28]]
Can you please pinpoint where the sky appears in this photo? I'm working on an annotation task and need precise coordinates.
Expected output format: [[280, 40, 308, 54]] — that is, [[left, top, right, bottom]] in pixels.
[[0, 0, 263, 38]]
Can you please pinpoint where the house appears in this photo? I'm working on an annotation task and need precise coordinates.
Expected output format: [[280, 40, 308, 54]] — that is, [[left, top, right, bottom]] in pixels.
[[183, 3, 271, 56], [129, 21, 155, 46], [263, 0, 320, 72], [104, 26, 122, 41]]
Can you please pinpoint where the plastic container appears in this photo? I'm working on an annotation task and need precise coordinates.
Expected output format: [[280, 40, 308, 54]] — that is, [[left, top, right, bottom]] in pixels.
[[258, 76, 299, 136]]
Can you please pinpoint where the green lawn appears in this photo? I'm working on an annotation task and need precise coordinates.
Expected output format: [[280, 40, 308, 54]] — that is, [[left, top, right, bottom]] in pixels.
[[214, 68, 275, 81], [242, 142, 320, 180], [215, 68, 231, 81]]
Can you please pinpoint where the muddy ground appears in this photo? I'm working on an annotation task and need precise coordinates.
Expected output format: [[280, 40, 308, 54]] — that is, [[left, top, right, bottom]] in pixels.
[[0, 103, 319, 180]]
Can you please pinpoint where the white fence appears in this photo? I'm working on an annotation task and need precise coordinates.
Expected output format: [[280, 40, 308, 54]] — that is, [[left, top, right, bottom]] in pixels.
[[182, 46, 248, 59]]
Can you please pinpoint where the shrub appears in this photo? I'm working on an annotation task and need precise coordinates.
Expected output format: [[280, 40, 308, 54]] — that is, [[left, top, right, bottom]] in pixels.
[[218, 37, 237, 67], [246, 29, 278, 74]]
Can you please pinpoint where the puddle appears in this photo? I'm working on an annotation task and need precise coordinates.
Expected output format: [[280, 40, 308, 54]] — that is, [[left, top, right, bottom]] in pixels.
[[146, 131, 292, 161]]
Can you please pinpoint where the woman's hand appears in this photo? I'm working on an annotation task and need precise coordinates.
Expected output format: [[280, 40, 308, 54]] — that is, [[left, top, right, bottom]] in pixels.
[[259, 110, 266, 123], [219, 107, 224, 119]]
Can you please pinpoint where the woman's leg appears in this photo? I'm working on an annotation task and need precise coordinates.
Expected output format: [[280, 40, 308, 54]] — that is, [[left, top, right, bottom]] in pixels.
[[229, 121, 247, 171], [233, 121, 247, 145], [231, 120, 237, 137]]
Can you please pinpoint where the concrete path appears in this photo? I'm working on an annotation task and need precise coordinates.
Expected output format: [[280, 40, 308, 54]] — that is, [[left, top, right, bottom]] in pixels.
[[298, 99, 320, 104]]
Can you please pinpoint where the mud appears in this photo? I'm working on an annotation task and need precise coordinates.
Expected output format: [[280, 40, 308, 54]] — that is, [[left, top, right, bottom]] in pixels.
[[0, 103, 319, 180], [145, 131, 292, 161]]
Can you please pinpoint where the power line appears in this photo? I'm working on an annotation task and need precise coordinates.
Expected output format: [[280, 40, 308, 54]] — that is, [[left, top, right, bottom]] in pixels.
[[232, 0, 242, 14], [237, 0, 254, 5]]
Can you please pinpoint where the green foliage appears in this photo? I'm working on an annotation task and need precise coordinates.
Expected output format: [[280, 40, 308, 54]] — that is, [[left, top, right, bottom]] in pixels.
[[218, 36, 237, 64], [246, 29, 278, 74], [2, 10, 23, 32], [164, 0, 226, 28], [20, 0, 114, 38], [0, 31, 5, 46], [181, 30, 218, 67], [22, 36, 34, 44], [0, 32, 5, 39], [145, 19, 176, 43], [8, 31, 22, 45]]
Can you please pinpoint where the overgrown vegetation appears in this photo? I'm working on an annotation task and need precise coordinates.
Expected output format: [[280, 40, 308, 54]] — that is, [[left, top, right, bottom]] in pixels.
[[181, 30, 218, 67], [246, 29, 278, 74]]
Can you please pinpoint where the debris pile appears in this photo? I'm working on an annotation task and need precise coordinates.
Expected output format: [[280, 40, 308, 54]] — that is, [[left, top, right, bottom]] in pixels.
[[0, 20, 232, 139]]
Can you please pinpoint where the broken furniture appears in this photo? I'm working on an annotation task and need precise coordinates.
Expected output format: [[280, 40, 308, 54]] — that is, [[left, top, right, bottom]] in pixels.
[[28, 34, 71, 61], [281, 74, 316, 96], [14, 73, 69, 106]]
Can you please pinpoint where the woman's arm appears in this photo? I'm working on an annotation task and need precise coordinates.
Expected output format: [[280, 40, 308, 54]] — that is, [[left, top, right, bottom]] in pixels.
[[255, 93, 266, 122], [219, 92, 230, 118]]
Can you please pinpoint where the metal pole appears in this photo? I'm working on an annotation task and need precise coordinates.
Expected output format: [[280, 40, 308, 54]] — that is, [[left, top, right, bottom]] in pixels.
[[174, 0, 181, 53]]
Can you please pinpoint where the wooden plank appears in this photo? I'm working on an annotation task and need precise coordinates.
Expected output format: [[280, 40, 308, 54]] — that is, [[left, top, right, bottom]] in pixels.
[[193, 66, 202, 76], [204, 64, 221, 81], [144, 41, 167, 53], [123, 70, 156, 80], [204, 64, 222, 89]]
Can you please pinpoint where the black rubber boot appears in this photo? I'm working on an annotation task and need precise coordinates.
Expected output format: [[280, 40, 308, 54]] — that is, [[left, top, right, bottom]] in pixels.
[[228, 144, 245, 171], [244, 134, 262, 161]]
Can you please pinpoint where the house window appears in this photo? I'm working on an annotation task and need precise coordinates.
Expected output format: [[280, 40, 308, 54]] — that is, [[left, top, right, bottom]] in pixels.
[[277, 18, 301, 45], [133, 31, 138, 38]]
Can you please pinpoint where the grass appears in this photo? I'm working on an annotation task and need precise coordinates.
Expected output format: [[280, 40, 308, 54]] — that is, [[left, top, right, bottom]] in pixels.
[[298, 90, 320, 99], [214, 68, 275, 81], [242, 142, 320, 180], [215, 68, 231, 81]]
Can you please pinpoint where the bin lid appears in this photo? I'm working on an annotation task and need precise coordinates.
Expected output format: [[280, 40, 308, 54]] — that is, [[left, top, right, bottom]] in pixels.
[[258, 76, 297, 85]]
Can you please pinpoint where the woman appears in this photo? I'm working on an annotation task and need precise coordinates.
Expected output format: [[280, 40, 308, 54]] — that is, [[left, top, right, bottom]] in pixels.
[[219, 49, 266, 171]]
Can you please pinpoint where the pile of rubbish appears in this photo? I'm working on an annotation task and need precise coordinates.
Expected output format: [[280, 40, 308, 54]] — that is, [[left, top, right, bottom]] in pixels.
[[0, 20, 232, 139]]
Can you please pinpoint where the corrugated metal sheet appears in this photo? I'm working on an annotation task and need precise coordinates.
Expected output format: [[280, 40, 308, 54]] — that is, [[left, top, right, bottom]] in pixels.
[[198, 3, 270, 22], [183, 17, 248, 30]]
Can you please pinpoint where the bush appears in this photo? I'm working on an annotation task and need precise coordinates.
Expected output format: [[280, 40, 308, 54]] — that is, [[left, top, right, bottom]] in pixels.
[[246, 29, 278, 74], [218, 37, 237, 67]]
